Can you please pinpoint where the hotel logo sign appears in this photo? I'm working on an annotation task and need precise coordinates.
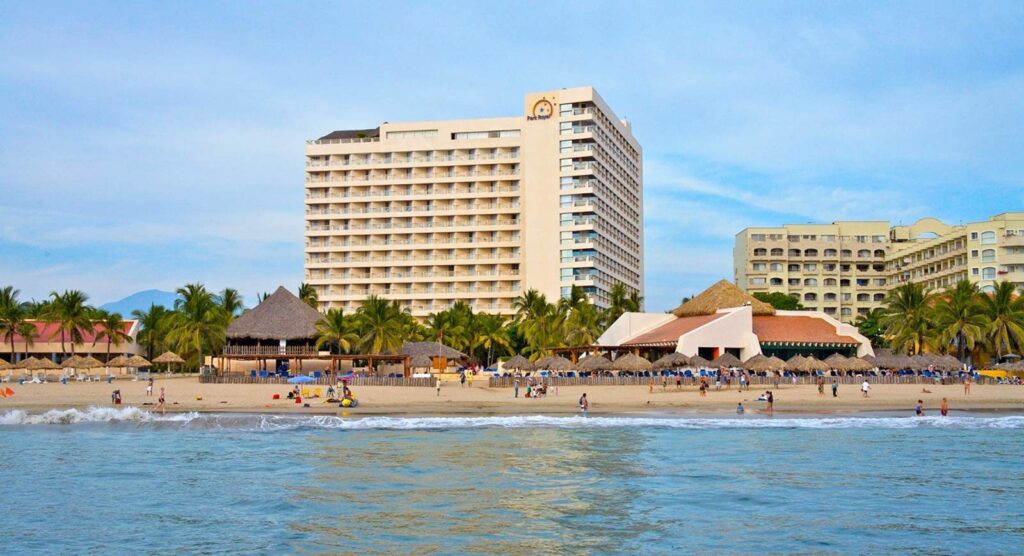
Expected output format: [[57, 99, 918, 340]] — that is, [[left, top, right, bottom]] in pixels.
[[528, 98, 554, 121]]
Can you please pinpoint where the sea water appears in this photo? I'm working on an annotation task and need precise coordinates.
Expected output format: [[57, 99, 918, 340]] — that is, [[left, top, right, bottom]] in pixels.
[[2, 409, 1022, 555]]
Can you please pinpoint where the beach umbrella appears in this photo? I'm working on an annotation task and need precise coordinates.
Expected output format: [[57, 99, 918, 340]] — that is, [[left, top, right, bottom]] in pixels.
[[823, 353, 851, 371], [744, 354, 784, 372], [795, 356, 826, 374], [576, 354, 613, 371], [127, 355, 152, 368], [410, 354, 433, 369], [610, 353, 652, 372], [107, 355, 131, 368], [153, 351, 186, 374], [846, 357, 874, 372], [503, 355, 534, 372], [77, 356, 105, 369], [784, 355, 807, 372], [650, 352, 690, 369], [937, 354, 962, 371], [534, 356, 575, 371], [687, 355, 712, 369], [60, 355, 84, 369], [711, 352, 743, 369], [287, 375, 316, 384], [17, 356, 59, 371], [0, 358, 11, 370]]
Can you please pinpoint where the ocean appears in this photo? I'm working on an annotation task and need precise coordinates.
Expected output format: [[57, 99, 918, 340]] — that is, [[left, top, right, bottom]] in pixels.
[[2, 408, 1022, 555]]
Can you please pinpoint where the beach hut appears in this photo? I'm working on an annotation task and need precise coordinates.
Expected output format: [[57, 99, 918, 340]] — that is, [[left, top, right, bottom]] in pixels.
[[502, 355, 534, 372], [400, 342, 468, 373], [153, 351, 186, 374], [576, 354, 613, 372], [687, 355, 712, 369], [846, 357, 874, 372], [651, 352, 689, 369], [610, 353, 652, 372], [409, 355, 433, 371], [17, 356, 59, 371], [937, 354, 962, 371], [671, 279, 775, 317], [223, 286, 325, 374], [711, 352, 743, 369]]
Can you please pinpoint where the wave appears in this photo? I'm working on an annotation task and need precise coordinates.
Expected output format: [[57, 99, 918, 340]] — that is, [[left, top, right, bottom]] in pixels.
[[2, 407, 1024, 430]]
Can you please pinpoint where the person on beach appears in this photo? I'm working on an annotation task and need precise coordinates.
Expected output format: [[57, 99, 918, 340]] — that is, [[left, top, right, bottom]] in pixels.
[[739, 372, 747, 392], [715, 373, 722, 391], [699, 379, 707, 397], [649, 376, 654, 393], [436, 378, 442, 397], [467, 372, 473, 388], [662, 375, 667, 390], [146, 377, 154, 397], [831, 377, 838, 398], [157, 387, 165, 415], [817, 376, 824, 397], [675, 374, 682, 390], [579, 393, 588, 417], [861, 380, 871, 398], [963, 375, 971, 395], [514, 379, 520, 398], [736, 402, 744, 415], [915, 399, 924, 417], [940, 397, 949, 416], [460, 372, 466, 388], [766, 391, 774, 415]]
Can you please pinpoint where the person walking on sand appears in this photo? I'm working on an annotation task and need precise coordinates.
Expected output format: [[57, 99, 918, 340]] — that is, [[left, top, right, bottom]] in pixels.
[[766, 390, 774, 415], [699, 379, 707, 397], [739, 372, 747, 392], [940, 397, 949, 416], [436, 378, 442, 397], [514, 379, 520, 398], [817, 376, 824, 397], [662, 374, 667, 390], [579, 393, 588, 417], [146, 377, 154, 397], [831, 377, 838, 398], [675, 373, 682, 390], [861, 379, 871, 398], [649, 376, 654, 393], [963, 375, 971, 395], [460, 372, 466, 388], [467, 371, 474, 388]]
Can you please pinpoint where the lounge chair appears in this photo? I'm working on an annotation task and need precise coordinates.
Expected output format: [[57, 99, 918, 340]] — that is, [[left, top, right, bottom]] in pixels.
[[313, 371, 322, 379], [250, 370, 258, 378], [258, 370, 268, 379]]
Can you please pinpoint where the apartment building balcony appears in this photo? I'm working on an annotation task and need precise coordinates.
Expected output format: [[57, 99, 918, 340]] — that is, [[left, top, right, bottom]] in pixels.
[[1000, 234, 1024, 247], [310, 220, 521, 234], [306, 203, 520, 218], [305, 185, 521, 202], [305, 152, 520, 168], [1001, 252, 1024, 265], [304, 169, 521, 185]]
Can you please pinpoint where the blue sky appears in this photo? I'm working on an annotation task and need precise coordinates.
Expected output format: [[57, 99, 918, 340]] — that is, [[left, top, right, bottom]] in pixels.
[[1, 1, 1022, 311]]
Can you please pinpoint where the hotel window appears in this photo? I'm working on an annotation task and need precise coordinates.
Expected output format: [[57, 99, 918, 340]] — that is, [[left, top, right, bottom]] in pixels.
[[981, 249, 996, 262], [788, 278, 800, 286], [560, 140, 573, 153], [770, 278, 783, 286], [788, 264, 800, 272], [560, 158, 573, 170], [770, 263, 783, 271], [970, 232, 978, 240], [824, 278, 837, 286], [804, 263, 817, 271], [971, 250, 978, 258], [749, 277, 766, 286], [560, 103, 574, 116], [824, 249, 837, 257], [874, 279, 886, 286], [972, 268, 979, 275], [823, 264, 836, 271], [841, 250, 852, 257], [874, 293, 886, 301], [982, 267, 996, 280], [804, 293, 817, 301], [753, 248, 767, 256], [857, 293, 869, 301], [825, 293, 837, 301], [387, 129, 438, 139], [751, 234, 766, 241], [771, 248, 784, 256], [840, 280, 850, 287], [842, 293, 852, 301], [822, 235, 837, 242], [805, 278, 818, 286], [804, 249, 818, 257], [874, 250, 885, 258], [856, 279, 869, 286], [824, 307, 837, 314], [857, 250, 870, 258], [841, 308, 852, 317], [752, 263, 766, 271], [789, 249, 801, 257]]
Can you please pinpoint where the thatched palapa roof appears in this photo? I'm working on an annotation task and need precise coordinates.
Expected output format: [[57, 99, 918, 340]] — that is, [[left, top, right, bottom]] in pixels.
[[226, 286, 323, 341], [534, 356, 575, 370], [0, 359, 11, 370], [823, 353, 850, 370], [153, 351, 185, 364], [409, 355, 433, 368], [611, 353, 652, 371], [651, 352, 690, 369], [107, 355, 131, 367], [576, 355, 613, 371], [400, 342, 467, 360], [711, 353, 744, 369], [78, 356, 105, 369], [127, 355, 151, 367], [671, 280, 775, 318], [688, 355, 712, 369], [17, 356, 59, 370], [60, 355, 84, 369], [503, 355, 533, 371], [744, 354, 785, 372]]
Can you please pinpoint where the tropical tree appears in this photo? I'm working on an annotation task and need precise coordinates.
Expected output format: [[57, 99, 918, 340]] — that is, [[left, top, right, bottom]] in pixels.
[[564, 300, 603, 347], [853, 307, 887, 348], [0, 286, 25, 359], [753, 292, 805, 311], [217, 288, 245, 321], [165, 283, 227, 370], [979, 280, 1024, 361], [425, 302, 474, 351], [132, 303, 174, 361], [92, 310, 133, 369], [351, 295, 408, 355], [472, 313, 512, 367], [315, 308, 359, 354], [298, 283, 319, 309], [17, 322, 38, 361], [879, 282, 934, 355], [44, 290, 94, 356], [932, 280, 986, 362]]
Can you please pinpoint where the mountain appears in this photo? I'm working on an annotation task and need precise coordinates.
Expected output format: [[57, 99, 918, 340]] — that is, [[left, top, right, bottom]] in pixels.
[[99, 290, 180, 317]]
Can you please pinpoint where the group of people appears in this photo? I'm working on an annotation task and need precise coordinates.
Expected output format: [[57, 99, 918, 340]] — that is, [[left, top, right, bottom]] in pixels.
[[112, 377, 165, 414], [513, 377, 551, 398]]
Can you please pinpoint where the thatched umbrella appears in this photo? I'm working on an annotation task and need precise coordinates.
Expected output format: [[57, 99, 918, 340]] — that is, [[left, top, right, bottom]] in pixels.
[[534, 356, 575, 371], [77, 356, 105, 369], [823, 353, 851, 371], [711, 352, 743, 369], [60, 355, 84, 369], [846, 357, 875, 372], [937, 354, 962, 371], [153, 351, 186, 373], [17, 356, 59, 371], [785, 355, 807, 372], [107, 355, 131, 368], [908, 354, 932, 371], [687, 355, 712, 369], [576, 354, 613, 371], [796, 356, 826, 373], [503, 355, 534, 372], [651, 352, 689, 369], [127, 355, 152, 368], [744, 354, 784, 372], [610, 353, 652, 372], [410, 354, 433, 369], [0, 358, 11, 370]]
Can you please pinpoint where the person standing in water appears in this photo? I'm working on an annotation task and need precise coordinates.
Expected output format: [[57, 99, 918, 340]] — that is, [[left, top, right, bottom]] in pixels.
[[157, 387, 166, 415], [915, 399, 924, 417], [736, 402, 744, 415], [766, 390, 774, 415], [579, 393, 588, 417], [940, 397, 949, 416]]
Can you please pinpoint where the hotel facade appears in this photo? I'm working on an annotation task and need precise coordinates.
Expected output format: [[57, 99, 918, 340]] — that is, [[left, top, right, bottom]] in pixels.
[[304, 87, 643, 318], [734, 212, 1024, 323]]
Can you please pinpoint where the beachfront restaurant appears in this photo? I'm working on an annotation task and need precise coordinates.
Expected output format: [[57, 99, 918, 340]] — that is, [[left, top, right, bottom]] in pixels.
[[1, 320, 141, 370], [596, 280, 874, 362]]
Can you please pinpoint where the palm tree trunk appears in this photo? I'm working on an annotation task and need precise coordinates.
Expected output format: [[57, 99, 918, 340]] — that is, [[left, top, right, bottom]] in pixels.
[[61, 329, 67, 358]]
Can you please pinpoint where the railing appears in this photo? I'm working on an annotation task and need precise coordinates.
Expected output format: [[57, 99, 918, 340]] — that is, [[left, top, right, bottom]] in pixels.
[[222, 346, 320, 356], [306, 137, 380, 145], [488, 373, 998, 388], [202, 374, 433, 387]]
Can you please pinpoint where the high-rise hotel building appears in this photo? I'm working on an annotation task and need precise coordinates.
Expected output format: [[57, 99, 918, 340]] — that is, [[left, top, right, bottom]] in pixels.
[[734, 213, 1024, 323], [304, 87, 643, 318]]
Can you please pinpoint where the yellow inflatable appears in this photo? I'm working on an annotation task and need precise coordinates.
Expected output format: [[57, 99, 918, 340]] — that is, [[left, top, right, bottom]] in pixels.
[[341, 398, 352, 407]]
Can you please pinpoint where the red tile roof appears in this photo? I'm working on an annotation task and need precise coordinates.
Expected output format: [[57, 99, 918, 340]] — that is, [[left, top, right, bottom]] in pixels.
[[8, 320, 136, 343], [624, 314, 724, 346], [753, 316, 858, 345]]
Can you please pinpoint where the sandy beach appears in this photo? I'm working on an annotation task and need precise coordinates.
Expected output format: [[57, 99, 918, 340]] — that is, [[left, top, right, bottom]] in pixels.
[[2, 375, 1023, 415]]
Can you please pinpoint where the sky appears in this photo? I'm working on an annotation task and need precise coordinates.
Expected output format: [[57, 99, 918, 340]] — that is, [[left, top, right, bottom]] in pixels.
[[1, 0, 1023, 312]]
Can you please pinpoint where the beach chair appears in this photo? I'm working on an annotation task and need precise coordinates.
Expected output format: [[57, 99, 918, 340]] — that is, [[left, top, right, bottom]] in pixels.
[[250, 370, 258, 378], [313, 371, 322, 379]]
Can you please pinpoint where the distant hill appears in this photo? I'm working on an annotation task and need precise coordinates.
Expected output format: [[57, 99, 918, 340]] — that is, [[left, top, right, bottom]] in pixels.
[[99, 290, 180, 317]]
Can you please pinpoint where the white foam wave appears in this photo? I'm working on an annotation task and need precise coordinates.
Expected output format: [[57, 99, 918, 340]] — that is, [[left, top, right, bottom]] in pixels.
[[2, 410, 1023, 430]]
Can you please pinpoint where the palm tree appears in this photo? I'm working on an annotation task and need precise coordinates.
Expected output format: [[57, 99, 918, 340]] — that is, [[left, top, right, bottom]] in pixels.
[[472, 313, 512, 367], [425, 302, 474, 351], [92, 310, 133, 370], [853, 307, 887, 348], [166, 283, 227, 370], [565, 300, 603, 347], [352, 295, 408, 355], [44, 290, 93, 357], [132, 304, 173, 361], [880, 282, 934, 355], [298, 283, 319, 309], [17, 322, 38, 361], [979, 281, 1024, 361], [217, 288, 245, 321], [315, 308, 358, 355], [0, 286, 25, 360], [932, 280, 986, 362], [605, 282, 640, 325]]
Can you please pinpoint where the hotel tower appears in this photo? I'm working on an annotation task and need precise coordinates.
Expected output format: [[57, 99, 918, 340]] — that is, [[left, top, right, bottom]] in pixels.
[[304, 87, 643, 318]]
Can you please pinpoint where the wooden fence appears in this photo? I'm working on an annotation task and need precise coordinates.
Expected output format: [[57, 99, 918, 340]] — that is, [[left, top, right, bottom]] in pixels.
[[489, 374, 996, 388], [200, 373, 433, 387]]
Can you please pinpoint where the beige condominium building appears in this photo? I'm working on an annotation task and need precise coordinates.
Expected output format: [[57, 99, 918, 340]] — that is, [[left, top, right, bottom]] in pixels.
[[735, 212, 1024, 323], [304, 86, 643, 318]]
